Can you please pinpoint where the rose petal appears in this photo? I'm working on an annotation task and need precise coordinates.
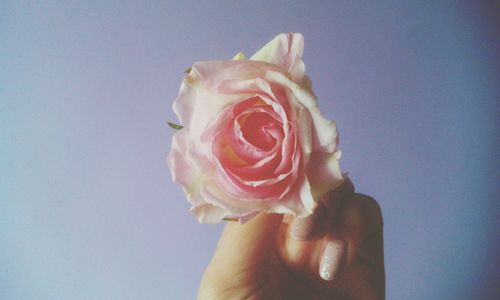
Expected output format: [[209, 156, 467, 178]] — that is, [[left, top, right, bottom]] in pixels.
[[267, 176, 315, 218], [294, 103, 313, 165], [205, 97, 282, 164], [199, 179, 265, 216], [173, 74, 233, 141], [265, 70, 338, 153], [239, 111, 279, 151], [169, 33, 343, 224], [297, 176, 316, 217], [250, 32, 305, 82], [191, 203, 229, 224], [193, 61, 278, 91], [167, 131, 202, 196], [306, 149, 343, 198]]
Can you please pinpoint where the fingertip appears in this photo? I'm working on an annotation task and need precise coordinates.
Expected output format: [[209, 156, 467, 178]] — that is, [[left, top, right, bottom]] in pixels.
[[342, 193, 384, 232], [327, 193, 384, 267]]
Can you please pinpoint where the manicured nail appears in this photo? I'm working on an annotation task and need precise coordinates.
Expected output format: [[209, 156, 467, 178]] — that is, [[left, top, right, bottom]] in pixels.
[[290, 203, 325, 240], [319, 239, 346, 281]]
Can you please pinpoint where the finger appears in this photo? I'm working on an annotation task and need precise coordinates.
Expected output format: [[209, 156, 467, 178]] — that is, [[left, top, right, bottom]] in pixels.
[[198, 213, 283, 298], [209, 213, 283, 270], [323, 176, 355, 217], [320, 225, 385, 299], [289, 177, 355, 241], [279, 191, 384, 299], [315, 194, 384, 298], [290, 201, 327, 240], [326, 193, 384, 271], [278, 178, 355, 277], [279, 205, 325, 276]]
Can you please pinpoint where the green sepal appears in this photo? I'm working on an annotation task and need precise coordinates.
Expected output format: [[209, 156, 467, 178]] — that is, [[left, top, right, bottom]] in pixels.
[[222, 217, 239, 222], [167, 122, 184, 130]]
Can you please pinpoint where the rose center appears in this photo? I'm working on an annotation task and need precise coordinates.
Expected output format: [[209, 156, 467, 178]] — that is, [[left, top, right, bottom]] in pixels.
[[239, 111, 281, 151]]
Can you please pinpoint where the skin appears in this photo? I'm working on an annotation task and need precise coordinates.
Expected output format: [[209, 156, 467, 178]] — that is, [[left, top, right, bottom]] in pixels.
[[198, 179, 385, 299]]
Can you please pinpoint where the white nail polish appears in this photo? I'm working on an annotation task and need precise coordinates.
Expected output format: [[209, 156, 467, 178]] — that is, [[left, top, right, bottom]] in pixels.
[[319, 239, 346, 281]]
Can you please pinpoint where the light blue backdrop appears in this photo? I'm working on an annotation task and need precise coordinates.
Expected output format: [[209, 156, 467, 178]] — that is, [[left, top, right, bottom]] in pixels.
[[1, 1, 498, 299]]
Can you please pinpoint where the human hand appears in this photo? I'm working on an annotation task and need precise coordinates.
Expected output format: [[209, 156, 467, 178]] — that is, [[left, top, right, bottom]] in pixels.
[[198, 178, 384, 299]]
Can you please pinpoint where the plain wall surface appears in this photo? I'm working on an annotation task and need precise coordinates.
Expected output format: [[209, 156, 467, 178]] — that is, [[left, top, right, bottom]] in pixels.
[[1, 1, 498, 299]]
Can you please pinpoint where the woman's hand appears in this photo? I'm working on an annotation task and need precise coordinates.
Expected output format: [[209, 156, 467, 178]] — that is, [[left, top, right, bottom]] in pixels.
[[198, 178, 384, 299]]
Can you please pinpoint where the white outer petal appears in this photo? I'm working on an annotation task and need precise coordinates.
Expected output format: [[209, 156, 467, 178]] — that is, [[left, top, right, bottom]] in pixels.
[[173, 74, 235, 141], [264, 70, 338, 153], [167, 130, 203, 200], [250, 32, 305, 82], [267, 176, 316, 217], [191, 204, 229, 224], [306, 150, 344, 198]]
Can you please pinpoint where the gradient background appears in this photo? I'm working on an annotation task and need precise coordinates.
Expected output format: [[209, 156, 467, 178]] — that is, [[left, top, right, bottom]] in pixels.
[[1, 1, 498, 299]]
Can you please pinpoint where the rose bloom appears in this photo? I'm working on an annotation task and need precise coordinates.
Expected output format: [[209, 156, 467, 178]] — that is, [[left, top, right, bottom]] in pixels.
[[168, 33, 343, 223]]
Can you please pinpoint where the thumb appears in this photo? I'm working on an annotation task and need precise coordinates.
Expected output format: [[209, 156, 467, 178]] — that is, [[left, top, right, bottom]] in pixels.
[[214, 213, 283, 265], [206, 213, 283, 276], [198, 213, 283, 299]]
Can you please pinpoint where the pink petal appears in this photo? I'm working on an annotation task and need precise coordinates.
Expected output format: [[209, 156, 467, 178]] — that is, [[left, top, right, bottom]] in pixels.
[[191, 203, 229, 224], [173, 74, 233, 141], [167, 131, 199, 192], [306, 150, 343, 198], [265, 70, 338, 153], [265, 176, 315, 218], [250, 33, 305, 82]]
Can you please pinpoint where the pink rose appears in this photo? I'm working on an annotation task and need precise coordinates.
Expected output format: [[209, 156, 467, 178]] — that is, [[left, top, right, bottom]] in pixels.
[[168, 33, 343, 223]]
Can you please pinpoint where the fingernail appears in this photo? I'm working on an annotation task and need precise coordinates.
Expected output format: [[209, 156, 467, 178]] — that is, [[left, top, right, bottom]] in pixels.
[[290, 204, 325, 240], [319, 239, 346, 281]]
